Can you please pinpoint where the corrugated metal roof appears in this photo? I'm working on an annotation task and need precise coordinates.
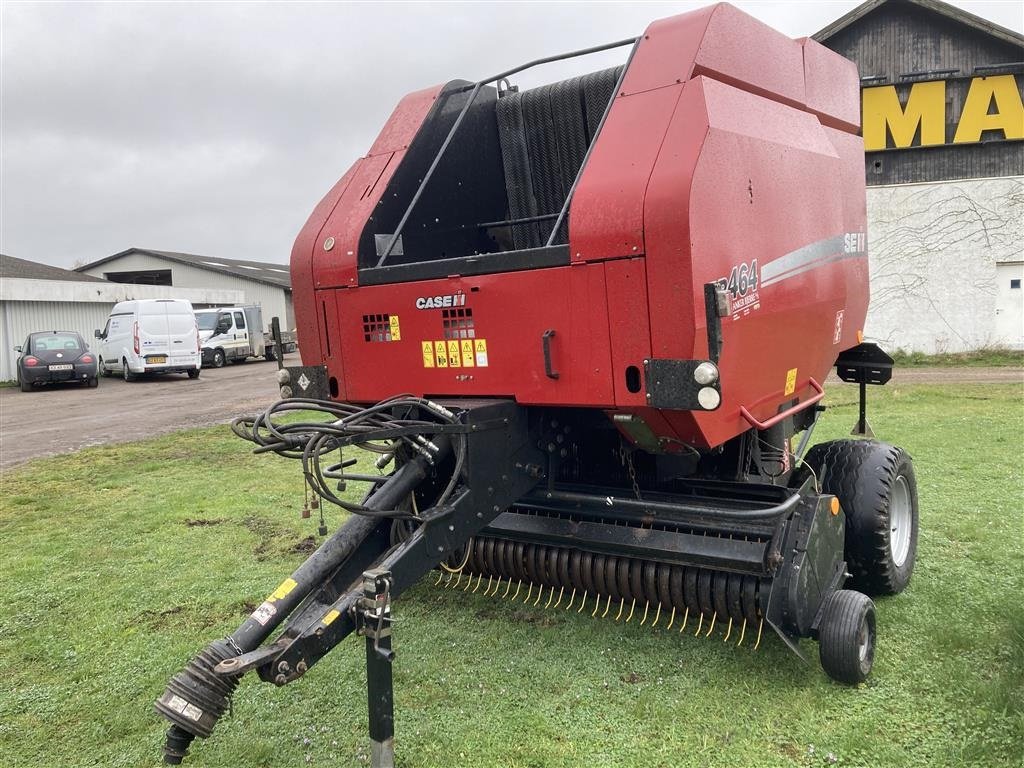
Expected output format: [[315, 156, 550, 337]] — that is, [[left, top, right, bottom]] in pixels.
[[814, 0, 1024, 48], [75, 248, 292, 290], [0, 253, 110, 283]]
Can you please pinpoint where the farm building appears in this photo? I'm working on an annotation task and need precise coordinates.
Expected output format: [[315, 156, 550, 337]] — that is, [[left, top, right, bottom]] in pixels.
[[815, 0, 1024, 352], [0, 254, 243, 381], [76, 248, 295, 333]]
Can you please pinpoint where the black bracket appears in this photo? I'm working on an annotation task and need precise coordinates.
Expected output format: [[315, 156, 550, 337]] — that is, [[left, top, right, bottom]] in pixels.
[[542, 329, 559, 379], [834, 343, 893, 437], [703, 283, 729, 364], [356, 568, 395, 768]]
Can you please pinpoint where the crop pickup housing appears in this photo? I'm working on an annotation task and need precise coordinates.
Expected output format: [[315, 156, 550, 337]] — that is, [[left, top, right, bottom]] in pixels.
[[157, 4, 920, 765]]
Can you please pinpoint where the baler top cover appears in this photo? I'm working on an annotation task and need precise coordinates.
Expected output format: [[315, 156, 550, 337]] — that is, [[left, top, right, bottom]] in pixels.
[[291, 2, 867, 450]]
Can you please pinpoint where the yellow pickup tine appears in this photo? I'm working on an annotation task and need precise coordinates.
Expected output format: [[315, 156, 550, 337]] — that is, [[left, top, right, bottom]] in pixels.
[[651, 604, 662, 628], [694, 612, 704, 636], [472, 574, 484, 593], [601, 595, 612, 618], [666, 606, 676, 630], [578, 591, 588, 614], [625, 598, 636, 623], [615, 598, 625, 622], [565, 588, 576, 611], [705, 611, 717, 637], [753, 618, 764, 651], [639, 601, 650, 626], [723, 616, 733, 643], [679, 607, 689, 633], [482, 575, 494, 596], [552, 586, 565, 609], [523, 582, 533, 604], [533, 585, 544, 607], [737, 619, 747, 647], [511, 580, 522, 601]]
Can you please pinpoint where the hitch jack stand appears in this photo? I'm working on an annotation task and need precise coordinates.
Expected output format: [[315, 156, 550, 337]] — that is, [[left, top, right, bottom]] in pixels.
[[358, 568, 395, 768]]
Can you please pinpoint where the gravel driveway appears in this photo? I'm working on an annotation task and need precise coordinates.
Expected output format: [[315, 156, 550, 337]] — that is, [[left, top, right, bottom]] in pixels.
[[0, 354, 296, 469]]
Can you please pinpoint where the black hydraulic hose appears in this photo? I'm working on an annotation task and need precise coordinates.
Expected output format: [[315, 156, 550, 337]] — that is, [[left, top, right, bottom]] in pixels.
[[525, 487, 802, 522]]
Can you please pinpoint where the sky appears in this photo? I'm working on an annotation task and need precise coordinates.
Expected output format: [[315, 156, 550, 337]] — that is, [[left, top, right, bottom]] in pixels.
[[2, 1, 1022, 269]]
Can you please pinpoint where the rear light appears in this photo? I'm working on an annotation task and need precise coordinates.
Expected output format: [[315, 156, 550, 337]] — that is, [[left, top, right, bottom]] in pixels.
[[24, 356, 40, 367], [133, 322, 140, 354], [80, 354, 94, 364]]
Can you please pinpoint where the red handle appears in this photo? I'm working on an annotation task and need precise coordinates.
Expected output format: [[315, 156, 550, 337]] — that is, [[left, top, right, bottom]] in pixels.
[[739, 377, 824, 431]]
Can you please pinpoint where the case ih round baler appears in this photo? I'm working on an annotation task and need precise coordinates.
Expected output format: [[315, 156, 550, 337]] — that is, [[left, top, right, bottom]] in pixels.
[[157, 4, 919, 764]]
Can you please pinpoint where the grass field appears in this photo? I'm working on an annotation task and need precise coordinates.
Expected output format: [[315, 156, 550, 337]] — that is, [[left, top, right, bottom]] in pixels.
[[1, 383, 1022, 768]]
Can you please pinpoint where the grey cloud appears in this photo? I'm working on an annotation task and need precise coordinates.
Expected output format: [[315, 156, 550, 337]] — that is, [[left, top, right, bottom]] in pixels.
[[2, 1, 1021, 268]]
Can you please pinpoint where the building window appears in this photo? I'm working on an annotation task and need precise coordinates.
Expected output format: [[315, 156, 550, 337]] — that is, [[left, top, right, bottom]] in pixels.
[[104, 269, 172, 286], [1011, 279, 1022, 290]]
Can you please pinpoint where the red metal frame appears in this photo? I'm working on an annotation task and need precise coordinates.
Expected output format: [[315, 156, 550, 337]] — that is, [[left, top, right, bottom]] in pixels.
[[290, 3, 867, 450]]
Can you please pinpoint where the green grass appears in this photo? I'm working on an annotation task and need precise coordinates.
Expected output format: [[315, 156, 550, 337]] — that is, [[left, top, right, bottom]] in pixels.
[[888, 347, 1024, 368], [1, 385, 1022, 768]]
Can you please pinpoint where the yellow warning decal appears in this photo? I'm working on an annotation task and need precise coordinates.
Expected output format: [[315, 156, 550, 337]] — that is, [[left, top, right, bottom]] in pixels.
[[268, 577, 298, 603], [474, 339, 489, 367], [322, 609, 340, 627], [421, 341, 434, 368], [434, 341, 448, 368], [784, 368, 798, 396], [460, 339, 475, 367], [447, 340, 461, 367], [388, 315, 401, 341]]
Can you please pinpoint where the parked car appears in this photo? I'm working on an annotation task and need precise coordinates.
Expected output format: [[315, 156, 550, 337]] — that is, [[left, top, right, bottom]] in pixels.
[[14, 331, 99, 392], [95, 299, 201, 381]]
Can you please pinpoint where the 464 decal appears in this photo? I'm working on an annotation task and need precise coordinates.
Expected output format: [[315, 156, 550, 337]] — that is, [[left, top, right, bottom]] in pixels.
[[716, 259, 759, 298]]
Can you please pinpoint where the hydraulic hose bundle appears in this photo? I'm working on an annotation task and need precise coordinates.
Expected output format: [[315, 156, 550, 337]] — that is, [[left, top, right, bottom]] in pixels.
[[230, 395, 467, 520]]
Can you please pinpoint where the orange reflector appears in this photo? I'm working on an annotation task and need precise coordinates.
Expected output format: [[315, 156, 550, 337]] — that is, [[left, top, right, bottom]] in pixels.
[[857, 329, 864, 343], [830, 497, 841, 515]]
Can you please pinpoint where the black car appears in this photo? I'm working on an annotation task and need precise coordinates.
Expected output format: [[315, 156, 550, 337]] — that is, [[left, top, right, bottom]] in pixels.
[[15, 331, 99, 392]]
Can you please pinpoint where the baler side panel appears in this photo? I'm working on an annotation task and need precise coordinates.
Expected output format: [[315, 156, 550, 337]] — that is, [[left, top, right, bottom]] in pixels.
[[604, 258, 652, 407], [333, 265, 614, 406], [310, 86, 444, 290], [656, 76, 863, 447], [799, 37, 861, 133], [290, 85, 444, 363], [824, 126, 871, 351], [292, 163, 358, 365], [568, 86, 683, 262]]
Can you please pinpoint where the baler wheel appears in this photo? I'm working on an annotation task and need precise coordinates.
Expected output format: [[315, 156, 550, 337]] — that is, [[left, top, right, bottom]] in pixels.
[[802, 440, 919, 596], [818, 589, 875, 685]]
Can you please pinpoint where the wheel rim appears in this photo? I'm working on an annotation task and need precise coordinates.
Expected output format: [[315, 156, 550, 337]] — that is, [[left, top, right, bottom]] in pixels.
[[890, 474, 912, 567], [858, 623, 869, 662]]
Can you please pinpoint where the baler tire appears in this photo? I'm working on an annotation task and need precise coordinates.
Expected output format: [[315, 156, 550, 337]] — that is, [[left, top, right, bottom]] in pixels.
[[802, 439, 918, 596], [818, 589, 875, 685]]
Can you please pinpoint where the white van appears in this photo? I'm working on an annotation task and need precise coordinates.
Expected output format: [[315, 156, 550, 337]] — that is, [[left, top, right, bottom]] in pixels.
[[95, 299, 202, 381]]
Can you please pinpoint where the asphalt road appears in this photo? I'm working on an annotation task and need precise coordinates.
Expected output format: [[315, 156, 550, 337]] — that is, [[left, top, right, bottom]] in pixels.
[[0, 354, 296, 470], [0, 361, 1019, 470]]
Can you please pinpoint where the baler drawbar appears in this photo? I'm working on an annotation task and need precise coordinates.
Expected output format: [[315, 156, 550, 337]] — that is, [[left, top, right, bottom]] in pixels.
[[156, 4, 919, 764]]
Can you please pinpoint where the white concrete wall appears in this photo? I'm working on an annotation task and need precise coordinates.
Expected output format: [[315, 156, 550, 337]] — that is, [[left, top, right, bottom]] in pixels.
[[865, 176, 1024, 354], [80, 253, 292, 332], [0, 279, 245, 381]]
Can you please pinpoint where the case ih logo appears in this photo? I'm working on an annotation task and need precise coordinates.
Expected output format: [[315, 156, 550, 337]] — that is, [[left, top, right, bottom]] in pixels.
[[415, 293, 466, 310]]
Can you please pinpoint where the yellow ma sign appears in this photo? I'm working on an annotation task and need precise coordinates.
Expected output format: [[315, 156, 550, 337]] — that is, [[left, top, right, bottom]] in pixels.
[[863, 74, 1024, 151]]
